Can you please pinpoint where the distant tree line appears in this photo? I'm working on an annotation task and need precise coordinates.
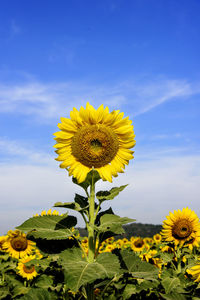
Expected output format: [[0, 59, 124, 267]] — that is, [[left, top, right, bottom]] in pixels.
[[77, 223, 162, 239]]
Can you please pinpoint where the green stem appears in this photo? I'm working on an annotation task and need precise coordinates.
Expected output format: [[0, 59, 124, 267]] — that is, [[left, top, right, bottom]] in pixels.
[[99, 275, 119, 300], [86, 170, 96, 300], [94, 201, 101, 220], [88, 170, 96, 263]]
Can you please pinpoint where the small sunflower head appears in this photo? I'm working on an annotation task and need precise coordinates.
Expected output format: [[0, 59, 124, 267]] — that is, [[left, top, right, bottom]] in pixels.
[[131, 237, 146, 252], [17, 255, 38, 280], [161, 208, 200, 247]]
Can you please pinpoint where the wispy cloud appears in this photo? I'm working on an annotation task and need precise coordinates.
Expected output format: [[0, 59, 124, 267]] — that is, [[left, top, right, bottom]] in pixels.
[[10, 19, 21, 36], [149, 133, 182, 140], [0, 137, 53, 165], [0, 76, 199, 122]]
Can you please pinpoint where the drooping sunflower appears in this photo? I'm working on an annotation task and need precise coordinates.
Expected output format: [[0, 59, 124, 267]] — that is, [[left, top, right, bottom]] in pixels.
[[3, 230, 36, 259], [54, 102, 135, 183], [33, 209, 61, 217], [17, 255, 38, 280], [161, 208, 200, 247]]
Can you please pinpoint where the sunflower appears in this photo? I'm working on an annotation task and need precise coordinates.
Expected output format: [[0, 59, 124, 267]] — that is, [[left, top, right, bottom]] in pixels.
[[33, 209, 61, 217], [153, 233, 162, 244], [0, 235, 8, 252], [54, 102, 135, 183], [3, 230, 36, 259], [187, 263, 200, 282], [131, 237, 147, 252], [17, 255, 38, 280], [161, 208, 200, 247]]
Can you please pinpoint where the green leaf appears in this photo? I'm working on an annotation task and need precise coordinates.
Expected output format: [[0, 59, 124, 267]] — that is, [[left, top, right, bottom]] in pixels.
[[95, 207, 114, 226], [159, 253, 174, 264], [17, 214, 77, 240], [74, 193, 89, 208], [97, 214, 135, 235], [0, 287, 10, 300], [54, 201, 81, 211], [120, 250, 159, 280], [159, 292, 187, 300], [123, 284, 137, 299], [12, 286, 29, 298], [59, 248, 120, 291], [54, 194, 89, 213], [162, 277, 181, 294], [35, 275, 54, 289], [72, 170, 101, 191], [96, 185, 128, 202], [18, 288, 57, 300]]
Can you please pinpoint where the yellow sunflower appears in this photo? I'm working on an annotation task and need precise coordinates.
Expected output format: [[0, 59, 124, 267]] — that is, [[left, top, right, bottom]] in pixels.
[[131, 237, 147, 252], [161, 208, 200, 247], [54, 102, 135, 183], [187, 263, 200, 282], [0, 235, 8, 252], [33, 209, 61, 217], [153, 233, 162, 244], [17, 255, 38, 280], [3, 230, 36, 259]]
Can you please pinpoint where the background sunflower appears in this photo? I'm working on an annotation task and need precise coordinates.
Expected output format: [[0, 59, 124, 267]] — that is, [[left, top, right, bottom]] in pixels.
[[17, 255, 38, 280], [3, 230, 36, 259], [161, 208, 200, 247]]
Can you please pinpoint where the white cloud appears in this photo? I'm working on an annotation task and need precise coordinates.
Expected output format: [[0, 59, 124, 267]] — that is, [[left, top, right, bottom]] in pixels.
[[0, 76, 199, 122], [0, 137, 53, 165]]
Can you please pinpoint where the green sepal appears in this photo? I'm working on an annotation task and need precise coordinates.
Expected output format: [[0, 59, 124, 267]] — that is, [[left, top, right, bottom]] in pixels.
[[96, 184, 128, 202], [16, 214, 77, 240], [59, 247, 121, 292], [72, 170, 101, 191]]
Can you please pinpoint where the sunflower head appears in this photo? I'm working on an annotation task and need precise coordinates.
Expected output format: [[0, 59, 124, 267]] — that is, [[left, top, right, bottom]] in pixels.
[[17, 255, 38, 280], [161, 208, 200, 247], [3, 230, 36, 259], [131, 237, 146, 252], [54, 102, 135, 183], [153, 233, 162, 244]]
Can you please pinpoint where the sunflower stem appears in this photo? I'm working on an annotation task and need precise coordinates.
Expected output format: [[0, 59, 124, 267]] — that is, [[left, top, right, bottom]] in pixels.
[[88, 169, 96, 263]]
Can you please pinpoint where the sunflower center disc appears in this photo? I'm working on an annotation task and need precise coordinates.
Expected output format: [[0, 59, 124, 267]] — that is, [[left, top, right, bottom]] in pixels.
[[23, 264, 35, 274], [71, 124, 119, 168], [134, 239, 144, 248], [10, 236, 28, 251], [172, 219, 192, 239]]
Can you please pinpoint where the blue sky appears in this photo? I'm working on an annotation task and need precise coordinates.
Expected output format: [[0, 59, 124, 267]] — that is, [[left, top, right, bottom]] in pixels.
[[0, 0, 200, 235]]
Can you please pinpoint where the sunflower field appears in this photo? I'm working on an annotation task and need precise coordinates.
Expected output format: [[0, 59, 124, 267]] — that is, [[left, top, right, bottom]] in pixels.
[[1, 103, 200, 300]]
